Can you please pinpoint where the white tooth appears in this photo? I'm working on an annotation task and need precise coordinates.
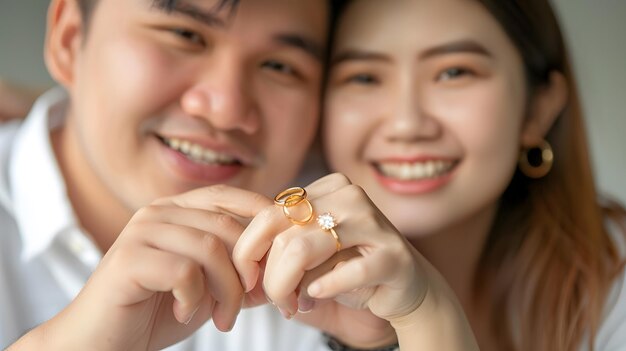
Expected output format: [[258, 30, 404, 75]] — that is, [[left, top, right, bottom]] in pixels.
[[379, 164, 388, 175], [168, 138, 181, 150], [180, 140, 191, 154], [202, 149, 218, 163], [190, 144, 203, 159], [386, 164, 398, 176], [425, 162, 436, 178], [406, 164, 416, 179], [400, 163, 412, 180], [380, 164, 389, 175], [434, 161, 444, 173], [218, 153, 235, 163], [418, 163, 428, 178], [391, 164, 401, 176]]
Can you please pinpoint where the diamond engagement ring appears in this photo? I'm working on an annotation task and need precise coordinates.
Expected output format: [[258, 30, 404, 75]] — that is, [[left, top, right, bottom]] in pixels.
[[317, 212, 341, 252]]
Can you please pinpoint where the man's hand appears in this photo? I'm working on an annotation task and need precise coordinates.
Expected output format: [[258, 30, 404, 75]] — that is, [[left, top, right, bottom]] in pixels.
[[10, 185, 272, 351]]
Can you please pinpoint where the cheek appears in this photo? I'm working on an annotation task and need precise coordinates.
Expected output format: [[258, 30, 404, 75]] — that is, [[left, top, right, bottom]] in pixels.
[[71, 33, 193, 176], [438, 82, 526, 206], [431, 80, 525, 160], [263, 87, 320, 170], [96, 41, 183, 119], [323, 91, 379, 172]]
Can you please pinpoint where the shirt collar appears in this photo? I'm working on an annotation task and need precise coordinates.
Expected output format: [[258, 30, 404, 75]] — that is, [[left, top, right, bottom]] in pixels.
[[9, 88, 80, 262]]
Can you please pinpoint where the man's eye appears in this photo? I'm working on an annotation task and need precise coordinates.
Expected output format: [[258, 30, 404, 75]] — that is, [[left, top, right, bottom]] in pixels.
[[438, 67, 472, 81], [262, 60, 296, 75], [347, 74, 377, 85], [171, 28, 205, 46]]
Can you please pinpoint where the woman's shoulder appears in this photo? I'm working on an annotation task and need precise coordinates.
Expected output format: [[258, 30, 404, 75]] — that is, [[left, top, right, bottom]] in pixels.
[[593, 263, 626, 350], [590, 208, 626, 350]]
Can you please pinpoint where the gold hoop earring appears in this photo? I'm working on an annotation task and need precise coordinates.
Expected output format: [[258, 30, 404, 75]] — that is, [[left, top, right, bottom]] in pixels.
[[518, 139, 553, 179]]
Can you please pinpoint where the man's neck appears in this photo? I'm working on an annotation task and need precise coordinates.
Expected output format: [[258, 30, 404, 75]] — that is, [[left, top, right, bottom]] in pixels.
[[51, 119, 131, 253]]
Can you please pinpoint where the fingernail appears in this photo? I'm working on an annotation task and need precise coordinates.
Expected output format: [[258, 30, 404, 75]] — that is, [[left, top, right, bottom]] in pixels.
[[277, 306, 293, 320], [297, 297, 316, 313], [183, 306, 200, 325], [239, 275, 249, 293], [227, 313, 239, 331], [265, 292, 275, 305], [308, 282, 322, 298]]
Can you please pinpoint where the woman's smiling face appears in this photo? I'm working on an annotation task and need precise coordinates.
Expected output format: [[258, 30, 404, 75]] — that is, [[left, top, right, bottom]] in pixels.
[[323, 0, 528, 237]]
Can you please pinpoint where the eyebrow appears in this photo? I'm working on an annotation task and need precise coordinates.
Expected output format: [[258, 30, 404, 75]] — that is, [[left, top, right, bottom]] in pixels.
[[332, 39, 492, 66], [419, 40, 493, 60], [151, 0, 227, 28], [331, 50, 391, 66], [274, 34, 324, 62]]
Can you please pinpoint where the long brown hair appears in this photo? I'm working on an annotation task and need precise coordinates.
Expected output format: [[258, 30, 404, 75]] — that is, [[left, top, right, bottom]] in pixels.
[[474, 1, 626, 350]]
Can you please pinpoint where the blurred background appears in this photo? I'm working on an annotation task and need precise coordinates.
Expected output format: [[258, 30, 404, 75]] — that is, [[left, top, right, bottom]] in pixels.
[[1, 0, 625, 203]]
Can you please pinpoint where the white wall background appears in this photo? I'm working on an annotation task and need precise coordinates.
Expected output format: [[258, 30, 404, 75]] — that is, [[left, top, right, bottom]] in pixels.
[[0, 0, 625, 203]]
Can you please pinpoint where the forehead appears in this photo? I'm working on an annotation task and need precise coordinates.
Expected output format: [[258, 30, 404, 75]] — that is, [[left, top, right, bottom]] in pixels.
[[87, 0, 330, 58], [132, 0, 328, 36], [333, 0, 512, 54]]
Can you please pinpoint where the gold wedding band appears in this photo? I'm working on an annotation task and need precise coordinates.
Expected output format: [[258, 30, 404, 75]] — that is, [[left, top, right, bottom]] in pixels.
[[317, 212, 342, 252], [274, 187, 307, 206], [282, 195, 314, 225], [275, 187, 314, 225]]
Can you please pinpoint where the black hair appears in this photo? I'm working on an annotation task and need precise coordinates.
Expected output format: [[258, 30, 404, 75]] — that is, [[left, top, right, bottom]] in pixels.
[[77, 0, 348, 32], [77, 0, 239, 28]]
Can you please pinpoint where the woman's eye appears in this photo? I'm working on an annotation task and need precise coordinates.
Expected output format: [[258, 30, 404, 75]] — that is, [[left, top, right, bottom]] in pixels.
[[171, 28, 205, 46], [347, 74, 377, 85], [262, 60, 296, 76], [438, 67, 472, 81]]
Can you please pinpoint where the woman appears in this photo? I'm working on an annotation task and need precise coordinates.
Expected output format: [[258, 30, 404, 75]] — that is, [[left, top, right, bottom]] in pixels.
[[233, 0, 626, 350]]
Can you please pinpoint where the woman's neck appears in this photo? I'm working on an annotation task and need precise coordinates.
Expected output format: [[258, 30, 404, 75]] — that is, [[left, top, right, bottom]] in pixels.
[[409, 204, 497, 308], [409, 204, 500, 350]]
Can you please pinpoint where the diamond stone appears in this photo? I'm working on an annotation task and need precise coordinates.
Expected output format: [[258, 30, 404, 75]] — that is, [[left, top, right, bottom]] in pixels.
[[317, 212, 337, 230]]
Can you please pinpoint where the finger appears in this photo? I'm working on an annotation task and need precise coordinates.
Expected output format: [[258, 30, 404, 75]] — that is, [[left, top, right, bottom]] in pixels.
[[303, 172, 353, 198], [297, 249, 361, 312], [302, 183, 399, 251], [135, 205, 245, 253], [306, 251, 396, 299], [141, 223, 244, 331], [263, 228, 340, 309], [233, 174, 352, 291], [116, 246, 207, 324], [154, 185, 273, 219], [233, 205, 290, 292]]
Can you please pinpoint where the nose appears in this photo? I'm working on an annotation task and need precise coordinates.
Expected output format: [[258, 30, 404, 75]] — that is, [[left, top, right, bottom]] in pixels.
[[181, 58, 260, 135], [382, 76, 440, 142]]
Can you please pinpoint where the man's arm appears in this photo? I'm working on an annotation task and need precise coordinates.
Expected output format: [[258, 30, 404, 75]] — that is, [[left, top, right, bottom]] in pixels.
[[0, 79, 43, 122]]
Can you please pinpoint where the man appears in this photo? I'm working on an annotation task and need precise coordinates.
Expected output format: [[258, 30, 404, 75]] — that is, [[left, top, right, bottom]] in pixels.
[[1, 0, 366, 349]]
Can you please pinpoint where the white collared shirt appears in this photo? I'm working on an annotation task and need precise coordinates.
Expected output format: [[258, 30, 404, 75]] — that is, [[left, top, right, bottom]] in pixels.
[[0, 89, 327, 351]]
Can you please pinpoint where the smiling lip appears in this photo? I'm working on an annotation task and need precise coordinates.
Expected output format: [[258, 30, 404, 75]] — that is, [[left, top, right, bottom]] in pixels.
[[372, 157, 458, 194], [156, 135, 249, 184]]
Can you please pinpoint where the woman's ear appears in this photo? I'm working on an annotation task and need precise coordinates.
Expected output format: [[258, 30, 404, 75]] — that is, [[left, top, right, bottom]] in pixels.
[[520, 71, 568, 147], [44, 0, 84, 88]]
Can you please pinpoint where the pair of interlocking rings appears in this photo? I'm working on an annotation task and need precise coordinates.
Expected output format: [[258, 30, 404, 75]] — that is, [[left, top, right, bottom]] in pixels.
[[274, 187, 341, 252]]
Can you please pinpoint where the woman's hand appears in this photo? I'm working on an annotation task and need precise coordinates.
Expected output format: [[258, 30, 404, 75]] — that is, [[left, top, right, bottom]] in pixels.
[[233, 173, 433, 348], [22, 185, 272, 351]]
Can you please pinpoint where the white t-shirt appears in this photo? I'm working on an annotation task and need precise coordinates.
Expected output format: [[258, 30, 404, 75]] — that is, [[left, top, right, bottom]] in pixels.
[[591, 219, 626, 351], [0, 89, 327, 351]]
